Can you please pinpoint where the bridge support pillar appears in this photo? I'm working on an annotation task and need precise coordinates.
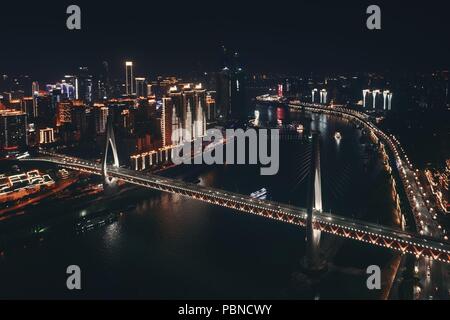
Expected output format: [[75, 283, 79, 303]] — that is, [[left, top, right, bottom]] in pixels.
[[142, 155, 146, 170], [102, 115, 120, 187], [302, 132, 327, 274]]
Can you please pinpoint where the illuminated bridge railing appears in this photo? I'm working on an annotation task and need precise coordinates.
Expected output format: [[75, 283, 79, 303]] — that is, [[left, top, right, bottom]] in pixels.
[[21, 156, 450, 264]]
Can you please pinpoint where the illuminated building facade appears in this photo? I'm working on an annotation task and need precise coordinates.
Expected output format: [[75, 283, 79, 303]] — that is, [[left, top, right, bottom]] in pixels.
[[21, 97, 35, 119], [169, 83, 206, 144], [94, 105, 109, 134], [76, 67, 93, 103], [56, 101, 72, 127], [320, 89, 327, 104], [362, 89, 393, 110], [39, 127, 55, 144], [161, 97, 172, 147], [71, 101, 88, 139], [0, 109, 28, 150], [135, 77, 146, 97], [125, 61, 134, 95], [216, 48, 246, 120], [206, 91, 216, 122]]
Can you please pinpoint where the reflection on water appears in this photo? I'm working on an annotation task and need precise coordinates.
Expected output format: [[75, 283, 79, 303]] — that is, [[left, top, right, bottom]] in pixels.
[[0, 107, 399, 299]]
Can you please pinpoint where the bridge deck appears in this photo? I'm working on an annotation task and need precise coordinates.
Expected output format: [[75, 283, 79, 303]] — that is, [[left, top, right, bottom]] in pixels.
[[21, 154, 450, 264]]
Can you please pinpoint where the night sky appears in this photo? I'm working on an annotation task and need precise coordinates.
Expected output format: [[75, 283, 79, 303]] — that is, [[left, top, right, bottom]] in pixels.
[[1, 0, 449, 80]]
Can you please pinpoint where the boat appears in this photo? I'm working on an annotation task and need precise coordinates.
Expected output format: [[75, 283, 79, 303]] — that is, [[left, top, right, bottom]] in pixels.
[[75, 210, 120, 232], [250, 188, 267, 199]]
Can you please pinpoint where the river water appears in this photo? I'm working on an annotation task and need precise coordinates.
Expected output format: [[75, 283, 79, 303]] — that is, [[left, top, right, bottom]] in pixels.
[[0, 106, 399, 299]]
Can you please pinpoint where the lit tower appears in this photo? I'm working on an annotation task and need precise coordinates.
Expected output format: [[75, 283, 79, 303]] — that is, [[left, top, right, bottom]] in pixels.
[[372, 90, 380, 109], [387, 92, 393, 110], [32, 81, 40, 118], [362, 89, 371, 108], [32, 82, 39, 96], [320, 89, 327, 104], [383, 90, 390, 110], [312, 88, 318, 103], [278, 84, 283, 97], [185, 100, 193, 142], [135, 77, 146, 97], [161, 97, 172, 147], [125, 61, 134, 95]]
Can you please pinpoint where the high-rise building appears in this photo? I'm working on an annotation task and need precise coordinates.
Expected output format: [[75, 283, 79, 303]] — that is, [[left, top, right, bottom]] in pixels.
[[96, 61, 111, 100], [278, 84, 284, 97], [193, 84, 206, 139], [147, 84, 156, 97], [320, 89, 328, 104], [372, 90, 381, 109], [94, 104, 109, 134], [0, 109, 28, 150], [216, 48, 247, 120], [171, 98, 181, 146], [71, 100, 88, 138], [35, 93, 52, 127], [206, 91, 216, 122], [169, 83, 206, 143], [63, 75, 78, 99], [21, 97, 35, 120], [31, 82, 39, 120], [32, 82, 39, 96], [125, 61, 134, 95], [76, 67, 93, 103], [362, 89, 389, 110], [135, 77, 146, 97], [56, 101, 72, 127], [362, 89, 371, 108], [161, 97, 172, 147], [60, 80, 76, 100]]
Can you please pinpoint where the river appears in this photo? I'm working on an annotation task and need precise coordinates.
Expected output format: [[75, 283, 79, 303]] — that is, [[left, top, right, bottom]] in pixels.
[[0, 107, 399, 299]]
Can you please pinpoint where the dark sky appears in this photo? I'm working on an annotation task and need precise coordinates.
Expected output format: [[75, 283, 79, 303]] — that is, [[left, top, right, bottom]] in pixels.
[[1, 0, 449, 80]]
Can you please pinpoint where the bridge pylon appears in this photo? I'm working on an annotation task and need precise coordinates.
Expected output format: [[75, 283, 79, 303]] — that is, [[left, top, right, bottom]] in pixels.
[[102, 115, 120, 186], [302, 132, 327, 274]]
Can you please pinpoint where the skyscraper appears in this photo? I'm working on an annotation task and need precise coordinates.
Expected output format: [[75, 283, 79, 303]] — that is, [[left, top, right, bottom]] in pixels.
[[216, 48, 247, 120], [169, 83, 206, 143], [76, 67, 93, 103], [193, 84, 206, 139], [71, 101, 88, 138], [206, 91, 216, 122], [125, 61, 134, 95], [96, 61, 111, 100], [21, 97, 35, 120], [135, 77, 146, 97], [56, 101, 72, 127], [35, 93, 52, 127], [161, 97, 172, 147], [32, 82, 39, 96], [0, 109, 28, 150]]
